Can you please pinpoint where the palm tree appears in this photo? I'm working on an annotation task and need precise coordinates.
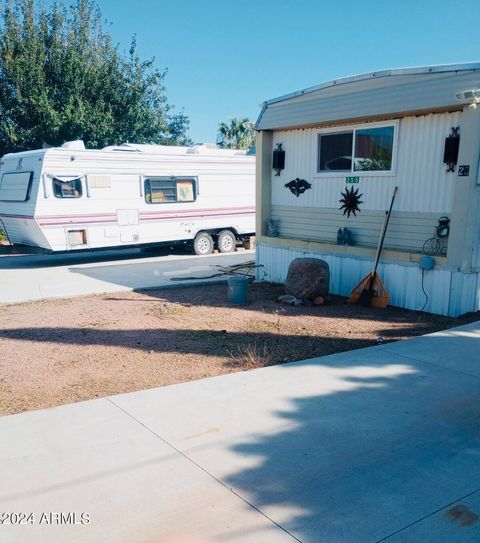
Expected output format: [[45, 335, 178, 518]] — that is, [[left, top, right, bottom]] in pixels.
[[217, 121, 234, 148], [217, 117, 254, 150]]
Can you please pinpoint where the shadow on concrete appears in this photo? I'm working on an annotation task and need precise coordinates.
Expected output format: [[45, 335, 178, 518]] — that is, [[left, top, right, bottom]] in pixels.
[[217, 350, 480, 542], [2, 319, 480, 541], [0, 245, 190, 270]]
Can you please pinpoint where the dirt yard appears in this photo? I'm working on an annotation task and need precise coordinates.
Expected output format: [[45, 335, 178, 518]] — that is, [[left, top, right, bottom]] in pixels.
[[0, 282, 477, 416]]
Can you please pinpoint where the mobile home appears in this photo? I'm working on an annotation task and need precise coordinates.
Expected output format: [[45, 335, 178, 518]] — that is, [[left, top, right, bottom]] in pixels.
[[0, 142, 255, 254], [255, 62, 480, 316]]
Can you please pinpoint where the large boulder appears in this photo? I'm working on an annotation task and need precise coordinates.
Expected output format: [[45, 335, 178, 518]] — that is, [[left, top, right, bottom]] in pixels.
[[285, 258, 330, 300]]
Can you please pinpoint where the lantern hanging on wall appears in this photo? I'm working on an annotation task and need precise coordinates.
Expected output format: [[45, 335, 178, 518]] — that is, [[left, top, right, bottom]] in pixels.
[[272, 143, 285, 176], [443, 127, 460, 172]]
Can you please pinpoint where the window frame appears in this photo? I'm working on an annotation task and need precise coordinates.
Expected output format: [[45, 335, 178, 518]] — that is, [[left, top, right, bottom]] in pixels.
[[0, 171, 33, 202], [144, 176, 197, 205], [315, 120, 399, 178], [52, 176, 84, 199]]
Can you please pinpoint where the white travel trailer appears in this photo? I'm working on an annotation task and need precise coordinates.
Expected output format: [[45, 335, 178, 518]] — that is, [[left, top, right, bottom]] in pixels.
[[0, 141, 255, 254]]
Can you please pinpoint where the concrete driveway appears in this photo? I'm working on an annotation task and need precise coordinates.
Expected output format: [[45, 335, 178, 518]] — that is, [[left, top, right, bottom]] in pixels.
[[1, 322, 480, 542], [0, 248, 254, 304]]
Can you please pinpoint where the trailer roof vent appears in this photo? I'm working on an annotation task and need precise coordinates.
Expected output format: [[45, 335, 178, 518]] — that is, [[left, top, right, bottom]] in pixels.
[[61, 140, 86, 150]]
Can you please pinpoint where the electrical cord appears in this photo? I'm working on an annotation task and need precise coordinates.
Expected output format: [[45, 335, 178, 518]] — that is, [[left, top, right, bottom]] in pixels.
[[420, 268, 429, 312]]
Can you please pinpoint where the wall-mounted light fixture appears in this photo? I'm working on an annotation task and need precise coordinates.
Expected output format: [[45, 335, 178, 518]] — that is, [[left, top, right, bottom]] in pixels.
[[272, 143, 285, 176], [455, 89, 480, 109]]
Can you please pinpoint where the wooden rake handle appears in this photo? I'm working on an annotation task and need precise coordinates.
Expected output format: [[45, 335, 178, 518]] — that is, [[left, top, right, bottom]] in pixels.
[[372, 186, 398, 277]]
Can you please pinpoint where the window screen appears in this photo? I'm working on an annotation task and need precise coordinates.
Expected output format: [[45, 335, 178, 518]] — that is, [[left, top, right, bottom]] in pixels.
[[0, 172, 33, 201], [53, 177, 83, 198], [145, 177, 196, 204], [318, 132, 353, 171], [145, 178, 176, 203]]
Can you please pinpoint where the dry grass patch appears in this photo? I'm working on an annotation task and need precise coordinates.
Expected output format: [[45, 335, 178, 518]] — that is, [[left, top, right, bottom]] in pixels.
[[0, 281, 477, 415]]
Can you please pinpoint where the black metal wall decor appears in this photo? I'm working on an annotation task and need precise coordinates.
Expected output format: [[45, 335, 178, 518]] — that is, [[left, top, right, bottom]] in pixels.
[[443, 127, 460, 172], [272, 143, 285, 176], [339, 186, 363, 218], [284, 178, 311, 197]]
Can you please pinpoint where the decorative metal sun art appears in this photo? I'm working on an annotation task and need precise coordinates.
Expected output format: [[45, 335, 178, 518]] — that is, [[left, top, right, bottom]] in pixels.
[[339, 186, 363, 218]]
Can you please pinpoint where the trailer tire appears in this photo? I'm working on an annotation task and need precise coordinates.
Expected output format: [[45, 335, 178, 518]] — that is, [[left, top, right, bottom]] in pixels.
[[217, 230, 236, 253], [193, 232, 214, 255]]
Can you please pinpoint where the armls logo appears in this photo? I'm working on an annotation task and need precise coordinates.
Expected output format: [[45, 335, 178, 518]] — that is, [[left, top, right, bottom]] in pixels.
[[38, 512, 90, 525]]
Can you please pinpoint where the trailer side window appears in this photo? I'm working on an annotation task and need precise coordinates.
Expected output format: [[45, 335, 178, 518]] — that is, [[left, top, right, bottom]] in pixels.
[[0, 171, 33, 201], [53, 177, 83, 198], [144, 177, 196, 204]]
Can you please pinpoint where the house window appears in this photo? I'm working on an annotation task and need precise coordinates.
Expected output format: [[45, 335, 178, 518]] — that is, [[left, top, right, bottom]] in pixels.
[[318, 124, 396, 173], [144, 177, 196, 204], [53, 177, 83, 198]]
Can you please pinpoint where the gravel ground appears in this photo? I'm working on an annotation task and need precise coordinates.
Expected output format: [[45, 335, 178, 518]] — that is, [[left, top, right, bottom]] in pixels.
[[0, 282, 477, 416]]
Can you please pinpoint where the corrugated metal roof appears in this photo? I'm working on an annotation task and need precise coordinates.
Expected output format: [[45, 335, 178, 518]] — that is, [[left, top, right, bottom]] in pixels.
[[256, 62, 480, 130]]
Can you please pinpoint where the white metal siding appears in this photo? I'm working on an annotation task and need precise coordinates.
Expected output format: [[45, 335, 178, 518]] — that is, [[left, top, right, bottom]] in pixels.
[[270, 205, 444, 253], [257, 241, 480, 317], [271, 111, 461, 213]]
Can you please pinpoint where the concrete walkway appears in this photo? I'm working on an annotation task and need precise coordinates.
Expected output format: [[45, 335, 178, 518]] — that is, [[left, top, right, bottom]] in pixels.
[[1, 322, 480, 542], [0, 249, 254, 304]]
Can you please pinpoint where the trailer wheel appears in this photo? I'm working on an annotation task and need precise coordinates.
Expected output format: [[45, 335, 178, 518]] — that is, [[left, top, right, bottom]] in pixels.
[[193, 232, 214, 255], [217, 230, 236, 253]]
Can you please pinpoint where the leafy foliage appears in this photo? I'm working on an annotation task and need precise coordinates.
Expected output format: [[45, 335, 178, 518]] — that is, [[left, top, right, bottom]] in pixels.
[[0, 0, 191, 155], [355, 153, 392, 171], [355, 144, 392, 171], [217, 117, 254, 150]]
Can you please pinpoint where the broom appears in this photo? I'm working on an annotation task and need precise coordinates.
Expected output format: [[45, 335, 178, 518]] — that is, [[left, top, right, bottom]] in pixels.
[[348, 186, 398, 308]]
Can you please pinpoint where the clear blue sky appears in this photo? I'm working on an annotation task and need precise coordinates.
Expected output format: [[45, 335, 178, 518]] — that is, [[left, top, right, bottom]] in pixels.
[[96, 0, 480, 144]]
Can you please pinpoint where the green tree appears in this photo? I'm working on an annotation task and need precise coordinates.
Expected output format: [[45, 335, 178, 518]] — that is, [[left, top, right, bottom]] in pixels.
[[0, 0, 191, 155], [217, 117, 254, 150]]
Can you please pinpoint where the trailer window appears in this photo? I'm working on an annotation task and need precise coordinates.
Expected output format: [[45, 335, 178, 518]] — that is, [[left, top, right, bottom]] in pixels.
[[53, 177, 82, 198], [317, 124, 396, 173], [145, 178, 176, 203], [144, 177, 196, 204], [0, 172, 33, 201]]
